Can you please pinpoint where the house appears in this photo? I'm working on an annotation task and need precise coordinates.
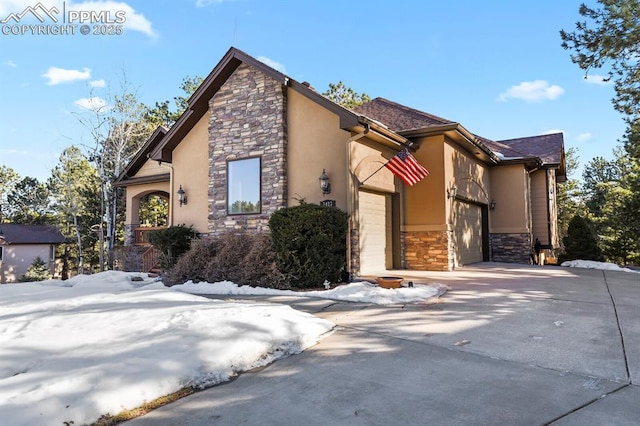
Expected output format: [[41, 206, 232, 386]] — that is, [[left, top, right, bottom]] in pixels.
[[115, 47, 565, 276], [0, 224, 66, 283]]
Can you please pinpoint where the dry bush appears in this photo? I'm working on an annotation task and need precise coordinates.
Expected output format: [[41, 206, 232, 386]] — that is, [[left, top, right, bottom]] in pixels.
[[165, 232, 286, 289]]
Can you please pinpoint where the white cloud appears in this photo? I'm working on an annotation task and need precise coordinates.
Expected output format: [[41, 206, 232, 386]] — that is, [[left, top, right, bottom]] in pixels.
[[196, 0, 230, 7], [74, 96, 109, 112], [583, 74, 612, 85], [4, 60, 17, 67], [43, 66, 91, 85], [498, 80, 565, 102], [89, 79, 106, 88], [257, 56, 287, 74], [576, 132, 592, 142], [67, 1, 157, 38]]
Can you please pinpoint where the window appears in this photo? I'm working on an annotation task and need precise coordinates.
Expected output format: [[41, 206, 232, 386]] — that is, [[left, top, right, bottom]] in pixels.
[[0, 246, 3, 262], [49, 245, 55, 262], [227, 157, 261, 214]]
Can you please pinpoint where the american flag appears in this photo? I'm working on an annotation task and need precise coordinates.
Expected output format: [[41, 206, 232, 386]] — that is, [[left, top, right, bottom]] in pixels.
[[384, 148, 429, 186]]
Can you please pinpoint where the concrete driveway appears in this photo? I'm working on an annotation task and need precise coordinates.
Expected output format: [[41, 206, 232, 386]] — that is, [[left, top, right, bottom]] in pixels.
[[127, 263, 639, 425]]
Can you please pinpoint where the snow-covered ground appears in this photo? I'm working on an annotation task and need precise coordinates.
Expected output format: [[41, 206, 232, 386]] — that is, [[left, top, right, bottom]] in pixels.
[[561, 259, 640, 273], [173, 280, 446, 305], [0, 272, 443, 425], [2, 260, 631, 424]]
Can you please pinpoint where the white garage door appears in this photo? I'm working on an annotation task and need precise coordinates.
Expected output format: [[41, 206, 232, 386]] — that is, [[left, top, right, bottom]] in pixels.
[[359, 191, 392, 275], [454, 201, 483, 266]]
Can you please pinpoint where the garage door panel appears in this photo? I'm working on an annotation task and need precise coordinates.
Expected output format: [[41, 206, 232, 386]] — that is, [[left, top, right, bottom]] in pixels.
[[454, 201, 483, 266], [359, 191, 391, 275]]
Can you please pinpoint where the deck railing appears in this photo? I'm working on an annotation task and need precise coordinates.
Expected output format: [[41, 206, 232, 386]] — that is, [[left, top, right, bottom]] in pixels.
[[133, 226, 164, 246], [142, 246, 161, 273]]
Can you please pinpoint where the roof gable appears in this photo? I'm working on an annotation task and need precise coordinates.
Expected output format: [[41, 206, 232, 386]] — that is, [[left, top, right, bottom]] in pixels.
[[116, 126, 167, 182], [149, 47, 291, 163], [0, 224, 66, 245]]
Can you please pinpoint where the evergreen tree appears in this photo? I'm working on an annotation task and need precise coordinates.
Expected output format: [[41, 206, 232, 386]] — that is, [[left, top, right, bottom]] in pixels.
[[561, 0, 640, 116], [322, 81, 371, 109], [556, 147, 587, 246], [6, 177, 52, 224], [562, 215, 604, 262], [20, 256, 51, 282], [0, 165, 20, 223], [144, 75, 204, 128]]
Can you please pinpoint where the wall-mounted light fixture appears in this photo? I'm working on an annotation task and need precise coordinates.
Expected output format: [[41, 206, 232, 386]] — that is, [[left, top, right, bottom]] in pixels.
[[177, 185, 188, 207], [447, 184, 457, 199], [490, 200, 496, 210], [319, 169, 331, 195]]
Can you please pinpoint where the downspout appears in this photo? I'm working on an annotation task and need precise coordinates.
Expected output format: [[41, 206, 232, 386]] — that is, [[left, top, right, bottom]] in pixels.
[[526, 165, 540, 250], [157, 161, 174, 226], [346, 122, 370, 281]]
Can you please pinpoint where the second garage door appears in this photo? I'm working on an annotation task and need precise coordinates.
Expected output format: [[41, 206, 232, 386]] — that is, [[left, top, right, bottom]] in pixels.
[[453, 201, 483, 266], [359, 191, 392, 275]]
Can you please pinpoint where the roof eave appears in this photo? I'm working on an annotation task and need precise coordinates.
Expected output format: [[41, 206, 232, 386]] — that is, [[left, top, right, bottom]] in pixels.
[[401, 124, 500, 164]]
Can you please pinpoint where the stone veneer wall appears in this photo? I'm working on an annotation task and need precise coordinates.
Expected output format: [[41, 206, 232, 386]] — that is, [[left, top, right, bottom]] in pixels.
[[401, 230, 453, 271], [208, 63, 287, 235], [349, 227, 360, 278], [124, 223, 137, 246], [490, 233, 532, 264]]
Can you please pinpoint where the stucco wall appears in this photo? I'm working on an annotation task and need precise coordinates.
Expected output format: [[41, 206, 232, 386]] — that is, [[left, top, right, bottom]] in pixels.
[[172, 112, 210, 234], [489, 164, 533, 263], [287, 89, 350, 209], [0, 244, 53, 283], [404, 135, 446, 230], [135, 158, 166, 178], [208, 63, 287, 235], [489, 164, 529, 234]]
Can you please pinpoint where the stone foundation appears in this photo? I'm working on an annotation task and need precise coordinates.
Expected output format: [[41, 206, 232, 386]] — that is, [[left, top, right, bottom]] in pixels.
[[208, 63, 287, 235], [349, 226, 360, 277], [490, 233, 532, 264], [124, 223, 137, 246], [401, 230, 453, 271]]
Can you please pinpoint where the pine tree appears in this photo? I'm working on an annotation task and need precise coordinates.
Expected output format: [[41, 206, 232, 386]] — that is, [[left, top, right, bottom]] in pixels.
[[322, 81, 371, 109], [562, 215, 604, 262]]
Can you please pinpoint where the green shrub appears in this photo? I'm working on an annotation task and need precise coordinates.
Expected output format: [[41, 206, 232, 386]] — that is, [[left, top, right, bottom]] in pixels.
[[165, 232, 285, 288], [20, 256, 51, 282], [148, 225, 198, 269], [561, 215, 604, 262], [269, 203, 348, 288]]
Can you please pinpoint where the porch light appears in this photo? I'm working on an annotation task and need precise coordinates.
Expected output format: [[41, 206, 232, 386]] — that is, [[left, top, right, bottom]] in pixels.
[[177, 185, 188, 207], [490, 200, 496, 210], [447, 184, 457, 199], [319, 169, 331, 195]]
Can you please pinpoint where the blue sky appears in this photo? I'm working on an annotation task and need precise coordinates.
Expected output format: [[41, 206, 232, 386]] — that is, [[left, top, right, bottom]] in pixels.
[[0, 0, 626, 182]]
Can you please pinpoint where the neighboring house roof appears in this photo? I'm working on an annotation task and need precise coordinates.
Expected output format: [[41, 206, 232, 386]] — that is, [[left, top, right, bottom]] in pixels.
[[351, 97, 454, 132], [0, 224, 66, 245]]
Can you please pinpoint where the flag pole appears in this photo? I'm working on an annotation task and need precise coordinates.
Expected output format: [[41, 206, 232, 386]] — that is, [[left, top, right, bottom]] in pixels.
[[359, 159, 393, 186]]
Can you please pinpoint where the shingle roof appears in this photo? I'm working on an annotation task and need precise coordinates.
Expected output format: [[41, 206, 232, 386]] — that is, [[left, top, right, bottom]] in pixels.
[[353, 98, 564, 167], [0, 224, 66, 245], [351, 98, 455, 132], [497, 133, 564, 166]]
